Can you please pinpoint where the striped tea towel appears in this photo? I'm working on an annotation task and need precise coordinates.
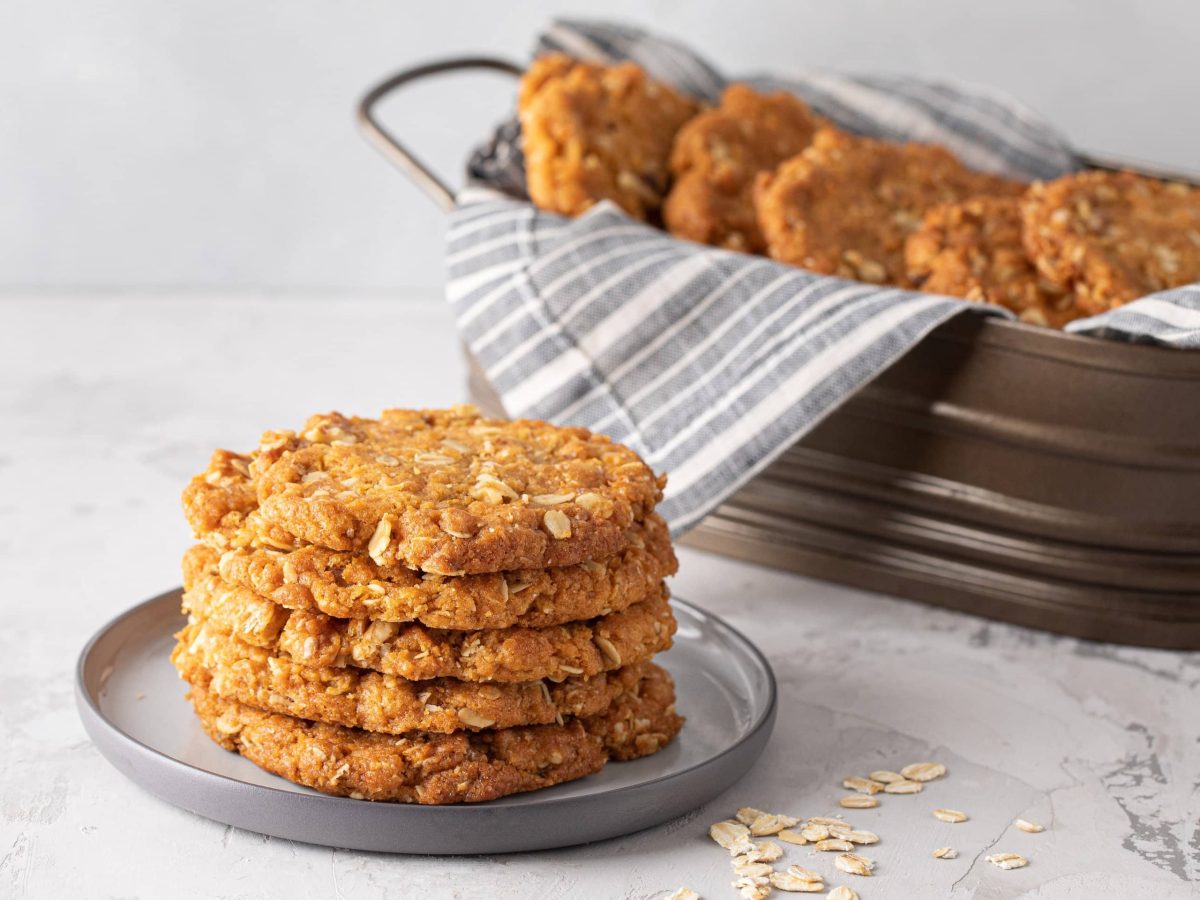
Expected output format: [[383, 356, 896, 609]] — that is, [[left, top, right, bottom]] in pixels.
[[448, 19, 1200, 534]]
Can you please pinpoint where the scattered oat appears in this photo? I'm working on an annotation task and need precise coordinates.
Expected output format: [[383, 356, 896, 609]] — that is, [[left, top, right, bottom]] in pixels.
[[710, 820, 751, 848], [883, 780, 923, 794], [800, 823, 830, 842], [833, 829, 879, 845], [807, 816, 850, 827], [734, 875, 770, 887], [901, 762, 947, 782], [733, 861, 773, 878], [869, 770, 905, 784], [932, 846, 958, 859], [733, 875, 771, 900], [727, 837, 757, 858], [839, 795, 880, 809], [835, 852, 875, 876], [736, 807, 768, 825], [786, 865, 823, 882], [734, 842, 783, 865], [815, 838, 855, 852], [754, 841, 784, 862], [777, 829, 807, 845], [843, 776, 885, 794], [987, 852, 1029, 870], [666, 890, 700, 900], [1014, 818, 1044, 833], [828, 888, 859, 900], [932, 808, 968, 823], [770, 866, 824, 893], [750, 813, 800, 835]]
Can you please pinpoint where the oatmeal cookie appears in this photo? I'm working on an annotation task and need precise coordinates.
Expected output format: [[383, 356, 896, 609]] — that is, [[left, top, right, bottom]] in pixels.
[[189, 512, 675, 630], [173, 620, 644, 734], [754, 128, 1024, 284], [519, 53, 699, 220], [184, 406, 665, 576], [664, 83, 821, 252], [905, 196, 1079, 327], [579, 658, 682, 761], [181, 448, 257, 537], [183, 559, 676, 682], [1021, 169, 1200, 313], [187, 662, 681, 803]]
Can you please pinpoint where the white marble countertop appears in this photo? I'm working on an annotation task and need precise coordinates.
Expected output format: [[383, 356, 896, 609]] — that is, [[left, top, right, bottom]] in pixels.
[[2, 293, 1196, 900]]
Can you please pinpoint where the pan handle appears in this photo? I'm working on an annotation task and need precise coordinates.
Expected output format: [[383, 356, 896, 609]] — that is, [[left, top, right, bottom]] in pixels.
[[357, 56, 524, 211]]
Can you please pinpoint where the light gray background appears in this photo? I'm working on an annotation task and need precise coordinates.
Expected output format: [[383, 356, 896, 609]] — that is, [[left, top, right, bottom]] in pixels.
[[5, 0, 1198, 293]]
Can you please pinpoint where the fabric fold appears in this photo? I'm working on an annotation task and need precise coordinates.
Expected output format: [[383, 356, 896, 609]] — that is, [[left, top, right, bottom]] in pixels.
[[449, 19, 1200, 533]]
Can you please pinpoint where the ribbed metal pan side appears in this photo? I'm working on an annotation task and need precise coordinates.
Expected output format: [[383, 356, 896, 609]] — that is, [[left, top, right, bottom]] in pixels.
[[729, 474, 1200, 593], [683, 506, 1200, 649]]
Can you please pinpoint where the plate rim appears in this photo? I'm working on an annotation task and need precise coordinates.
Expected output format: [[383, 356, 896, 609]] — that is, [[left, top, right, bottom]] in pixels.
[[76, 587, 777, 819]]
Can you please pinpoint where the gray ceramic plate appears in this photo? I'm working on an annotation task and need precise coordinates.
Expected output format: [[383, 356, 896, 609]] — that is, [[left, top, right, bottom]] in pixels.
[[76, 589, 776, 854]]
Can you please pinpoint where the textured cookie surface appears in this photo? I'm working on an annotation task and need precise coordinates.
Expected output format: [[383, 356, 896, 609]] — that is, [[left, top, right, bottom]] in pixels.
[[183, 556, 676, 682], [1021, 170, 1200, 314], [173, 621, 646, 734], [188, 661, 681, 803], [754, 128, 1024, 285], [519, 53, 699, 220], [906, 196, 1079, 327], [664, 83, 820, 253], [191, 512, 675, 630], [183, 406, 665, 575]]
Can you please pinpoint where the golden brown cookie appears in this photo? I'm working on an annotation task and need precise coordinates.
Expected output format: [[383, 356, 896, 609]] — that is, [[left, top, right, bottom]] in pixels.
[[664, 83, 821, 253], [579, 658, 682, 762], [183, 406, 665, 576], [906, 196, 1080, 327], [182, 559, 676, 682], [754, 128, 1025, 285], [1021, 169, 1200, 314], [187, 662, 682, 803], [181, 448, 258, 537], [188, 512, 676, 631], [518, 53, 700, 220], [172, 620, 645, 734]]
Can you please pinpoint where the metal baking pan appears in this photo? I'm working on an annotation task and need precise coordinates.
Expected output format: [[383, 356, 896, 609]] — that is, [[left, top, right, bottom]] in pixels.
[[359, 56, 1200, 649]]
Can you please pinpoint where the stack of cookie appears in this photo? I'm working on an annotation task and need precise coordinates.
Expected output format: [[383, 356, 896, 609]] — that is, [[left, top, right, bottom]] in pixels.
[[173, 407, 682, 804]]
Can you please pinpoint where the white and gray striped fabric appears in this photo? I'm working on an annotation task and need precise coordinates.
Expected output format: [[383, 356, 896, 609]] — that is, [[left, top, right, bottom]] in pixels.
[[449, 20, 1200, 533]]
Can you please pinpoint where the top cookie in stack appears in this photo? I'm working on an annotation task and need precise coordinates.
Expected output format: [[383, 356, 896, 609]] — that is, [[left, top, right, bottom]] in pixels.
[[173, 406, 683, 804]]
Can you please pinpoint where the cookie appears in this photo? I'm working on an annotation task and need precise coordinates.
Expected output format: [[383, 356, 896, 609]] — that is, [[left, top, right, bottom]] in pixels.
[[172, 620, 644, 734], [183, 406, 665, 575], [181, 448, 257, 537], [518, 53, 699, 220], [1021, 169, 1200, 314], [188, 512, 675, 630], [664, 83, 821, 252], [906, 196, 1080, 327], [578, 659, 682, 761], [187, 662, 682, 803], [273, 592, 673, 683], [182, 558, 676, 682], [754, 128, 1024, 285]]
